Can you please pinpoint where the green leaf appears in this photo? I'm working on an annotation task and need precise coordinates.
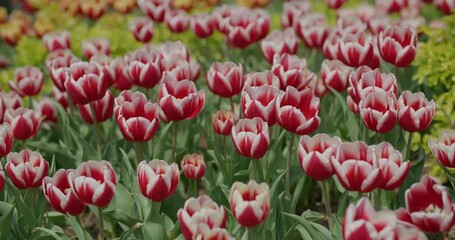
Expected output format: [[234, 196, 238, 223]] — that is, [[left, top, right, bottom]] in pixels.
[[0, 202, 14, 240], [66, 215, 91, 240], [114, 223, 142, 240], [33, 227, 63, 240], [291, 175, 306, 211], [6, 180, 36, 229]]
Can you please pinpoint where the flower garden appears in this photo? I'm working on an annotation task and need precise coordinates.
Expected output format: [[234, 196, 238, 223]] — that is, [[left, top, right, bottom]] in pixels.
[[0, 0, 455, 239]]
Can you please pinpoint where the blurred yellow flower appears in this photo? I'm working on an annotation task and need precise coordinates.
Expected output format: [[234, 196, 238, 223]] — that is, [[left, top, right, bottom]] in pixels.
[[172, 0, 194, 11], [0, 7, 7, 23], [113, 0, 137, 13], [236, 0, 270, 8]]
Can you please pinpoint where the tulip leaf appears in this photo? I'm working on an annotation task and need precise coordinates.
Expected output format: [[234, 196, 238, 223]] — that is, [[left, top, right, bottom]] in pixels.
[[294, 225, 312, 240], [33, 227, 63, 240], [0, 202, 14, 240], [6, 180, 36, 230], [66, 215, 91, 240], [300, 210, 325, 222], [283, 212, 333, 239], [113, 222, 142, 240], [291, 175, 307, 211]]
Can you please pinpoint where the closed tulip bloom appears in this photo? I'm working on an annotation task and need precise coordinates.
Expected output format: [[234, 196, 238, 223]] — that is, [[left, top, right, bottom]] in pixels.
[[126, 49, 162, 89], [115, 90, 160, 142], [294, 13, 329, 49], [429, 130, 455, 168], [65, 62, 109, 105], [206, 62, 244, 98], [396, 174, 455, 233], [271, 53, 313, 91], [48, 53, 81, 91], [337, 33, 374, 67], [321, 59, 352, 92], [212, 110, 236, 136], [191, 14, 216, 39], [0, 123, 14, 158], [276, 87, 321, 135], [373, 142, 410, 190], [241, 85, 279, 126], [376, 0, 406, 13], [79, 0, 106, 19], [325, 0, 346, 9], [307, 76, 329, 98], [178, 195, 226, 240], [165, 58, 201, 82], [68, 160, 116, 207], [42, 31, 71, 52], [137, 159, 179, 202], [129, 17, 154, 43], [344, 198, 401, 240], [229, 180, 270, 228], [166, 10, 190, 33], [332, 141, 381, 192], [337, 15, 368, 36], [244, 71, 280, 89], [108, 57, 133, 91], [181, 153, 206, 180], [368, 16, 393, 36], [225, 12, 265, 49], [298, 134, 341, 181], [359, 90, 398, 133], [42, 169, 86, 215], [260, 29, 299, 64], [82, 38, 111, 60], [52, 87, 69, 109], [35, 98, 58, 123], [281, 1, 312, 28], [231, 117, 270, 159], [4, 108, 41, 140], [435, 0, 455, 14], [9, 66, 44, 97], [158, 75, 205, 122], [323, 30, 343, 60], [194, 228, 233, 240], [397, 91, 436, 132], [378, 26, 417, 67], [158, 42, 190, 70], [6, 149, 49, 189], [78, 90, 114, 124], [138, 0, 170, 23]]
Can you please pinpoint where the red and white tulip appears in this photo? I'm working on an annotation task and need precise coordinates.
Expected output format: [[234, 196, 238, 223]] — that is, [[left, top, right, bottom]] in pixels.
[[378, 26, 417, 67], [4, 108, 41, 140], [181, 153, 206, 180], [137, 159, 179, 202], [6, 149, 49, 189], [429, 130, 455, 168], [9, 66, 44, 97], [231, 117, 270, 159], [206, 62, 244, 98], [397, 91, 436, 132]]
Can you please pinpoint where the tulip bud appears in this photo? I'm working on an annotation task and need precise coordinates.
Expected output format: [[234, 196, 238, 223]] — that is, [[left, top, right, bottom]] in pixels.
[[378, 26, 417, 67], [165, 10, 190, 33], [4, 108, 41, 140], [9, 66, 44, 97], [48, 53, 81, 91], [260, 29, 298, 64], [129, 17, 154, 43], [229, 180, 270, 227], [52, 87, 69, 109], [6, 149, 49, 189], [373, 142, 409, 190], [35, 98, 58, 123], [77, 90, 114, 124], [82, 38, 111, 60], [429, 130, 455, 168], [231, 117, 270, 159], [298, 134, 341, 181], [212, 110, 236, 136], [320, 59, 352, 92], [337, 33, 374, 67], [137, 159, 179, 202], [181, 153, 206, 180], [294, 14, 329, 49], [397, 91, 435, 132], [68, 160, 116, 208], [137, 0, 170, 23], [325, 0, 345, 9], [359, 90, 398, 133], [42, 31, 71, 52], [281, 1, 312, 28], [206, 62, 244, 98], [0, 123, 14, 159], [43, 169, 86, 215], [126, 49, 162, 89], [191, 14, 216, 39], [241, 85, 279, 126]]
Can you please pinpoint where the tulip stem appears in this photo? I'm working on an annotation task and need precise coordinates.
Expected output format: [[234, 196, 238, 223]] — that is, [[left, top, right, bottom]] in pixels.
[[320, 181, 333, 230], [251, 159, 258, 181], [374, 189, 382, 210], [89, 103, 102, 160], [229, 98, 235, 116], [189, 180, 198, 198], [222, 136, 231, 183], [134, 142, 143, 166], [246, 227, 254, 240], [97, 207, 104, 240], [285, 133, 296, 198], [172, 122, 178, 162], [405, 132, 413, 161], [29, 96, 33, 109]]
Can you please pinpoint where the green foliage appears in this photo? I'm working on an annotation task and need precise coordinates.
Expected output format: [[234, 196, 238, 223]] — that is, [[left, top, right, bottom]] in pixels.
[[13, 37, 47, 67]]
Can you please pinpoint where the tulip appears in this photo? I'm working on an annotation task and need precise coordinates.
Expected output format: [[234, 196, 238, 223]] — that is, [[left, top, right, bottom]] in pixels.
[[206, 62, 244, 98], [271, 53, 314, 91], [241, 85, 279, 126], [78, 90, 114, 124], [35, 98, 58, 123], [0, 123, 14, 159], [82, 38, 111, 60], [42, 31, 71, 52], [229, 180, 270, 227], [79, 0, 106, 19], [244, 71, 280, 89], [225, 11, 269, 49], [0, 91, 22, 110], [231, 117, 270, 159], [429, 130, 455, 168], [376, 0, 406, 13], [106, 57, 133, 91], [281, 1, 312, 28], [194, 228, 233, 240], [126, 49, 162, 89], [9, 66, 44, 97], [260, 29, 299, 64], [307, 76, 329, 98], [115, 90, 161, 142], [181, 153, 206, 180], [294, 13, 329, 49], [323, 30, 343, 60], [337, 15, 368, 35], [158, 42, 190, 70], [166, 10, 190, 33], [212, 110, 236, 136], [137, 159, 179, 202], [397, 91, 436, 132], [65, 62, 109, 105], [373, 142, 410, 190], [368, 16, 393, 36], [4, 108, 41, 140], [359, 90, 398, 133], [52, 87, 69, 109], [275, 87, 320, 135], [378, 26, 417, 67], [129, 17, 154, 43], [435, 0, 455, 14], [6, 149, 49, 189], [325, 0, 345, 9], [137, 0, 170, 23], [113, 0, 136, 13], [298, 134, 341, 181], [332, 141, 382, 192], [191, 14, 216, 39], [396, 174, 455, 233], [337, 33, 374, 67], [42, 169, 86, 215], [0, 95, 5, 124], [48, 53, 81, 91], [178, 195, 226, 240], [165, 58, 201, 82], [320, 59, 352, 92], [0, 165, 4, 192]]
